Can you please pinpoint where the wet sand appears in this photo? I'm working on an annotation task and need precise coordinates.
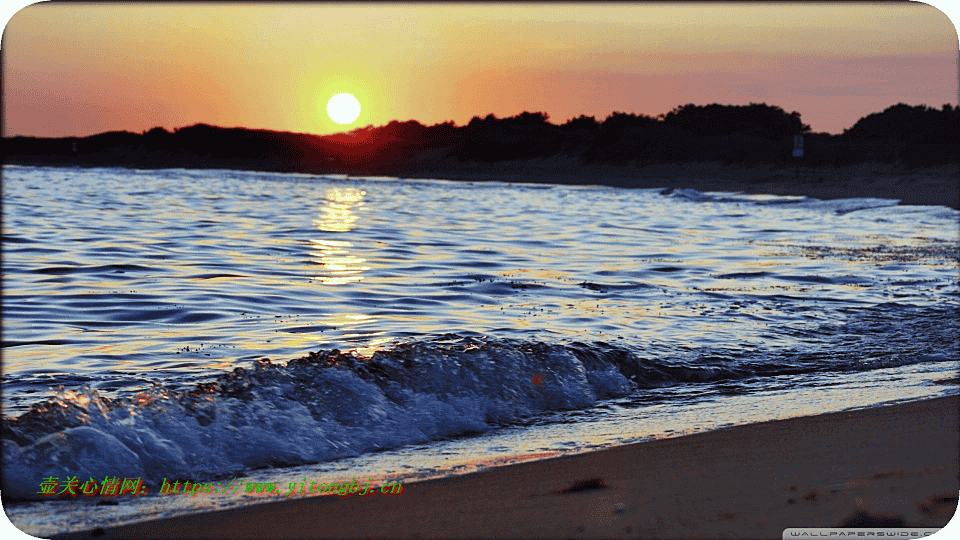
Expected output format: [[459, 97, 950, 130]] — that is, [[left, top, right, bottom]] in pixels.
[[51, 395, 958, 539]]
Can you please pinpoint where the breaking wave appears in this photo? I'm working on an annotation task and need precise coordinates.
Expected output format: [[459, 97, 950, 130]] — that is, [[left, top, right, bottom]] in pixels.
[[4, 326, 956, 500]]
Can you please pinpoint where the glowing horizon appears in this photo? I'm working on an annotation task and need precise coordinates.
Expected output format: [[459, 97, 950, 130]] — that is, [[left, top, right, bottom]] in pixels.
[[3, 3, 957, 138]]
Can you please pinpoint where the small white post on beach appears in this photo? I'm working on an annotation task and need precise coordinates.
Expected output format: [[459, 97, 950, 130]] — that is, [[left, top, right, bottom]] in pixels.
[[792, 134, 804, 158], [792, 133, 804, 178]]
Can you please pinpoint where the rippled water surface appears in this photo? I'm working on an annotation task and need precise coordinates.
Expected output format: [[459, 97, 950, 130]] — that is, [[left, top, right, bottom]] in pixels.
[[2, 165, 958, 535]]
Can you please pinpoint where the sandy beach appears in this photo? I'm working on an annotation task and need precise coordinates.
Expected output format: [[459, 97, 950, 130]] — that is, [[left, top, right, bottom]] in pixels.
[[48, 395, 958, 539]]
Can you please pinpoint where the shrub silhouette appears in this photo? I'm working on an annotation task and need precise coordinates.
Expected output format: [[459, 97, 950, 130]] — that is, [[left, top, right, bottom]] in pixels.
[[661, 103, 809, 139], [6, 101, 954, 170]]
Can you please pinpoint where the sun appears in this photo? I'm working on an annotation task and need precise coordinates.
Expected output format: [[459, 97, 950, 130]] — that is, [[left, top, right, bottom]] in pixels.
[[326, 93, 361, 125]]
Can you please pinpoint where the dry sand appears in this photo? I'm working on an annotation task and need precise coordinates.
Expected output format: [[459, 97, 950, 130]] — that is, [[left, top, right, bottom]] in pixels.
[[52, 395, 958, 539]]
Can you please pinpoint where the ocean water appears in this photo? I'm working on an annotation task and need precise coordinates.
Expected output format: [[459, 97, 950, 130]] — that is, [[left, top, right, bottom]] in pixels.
[[2, 164, 958, 536]]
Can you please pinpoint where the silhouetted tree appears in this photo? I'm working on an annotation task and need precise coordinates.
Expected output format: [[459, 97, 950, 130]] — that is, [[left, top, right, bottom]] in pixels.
[[420, 121, 458, 147], [504, 111, 551, 128], [561, 115, 600, 131], [843, 103, 959, 165], [662, 103, 808, 139], [143, 127, 173, 149], [843, 103, 957, 142], [581, 112, 659, 162]]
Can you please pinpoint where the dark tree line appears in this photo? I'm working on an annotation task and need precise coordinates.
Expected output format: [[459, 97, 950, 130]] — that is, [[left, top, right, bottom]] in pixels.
[[843, 103, 957, 142], [839, 103, 959, 165], [5, 102, 957, 172]]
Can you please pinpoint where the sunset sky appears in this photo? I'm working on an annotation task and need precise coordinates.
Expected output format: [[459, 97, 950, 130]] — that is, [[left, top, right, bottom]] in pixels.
[[2, 2, 958, 138]]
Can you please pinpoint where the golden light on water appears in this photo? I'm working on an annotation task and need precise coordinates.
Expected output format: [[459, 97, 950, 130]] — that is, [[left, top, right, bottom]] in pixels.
[[309, 188, 370, 287], [308, 239, 368, 285], [314, 188, 365, 232]]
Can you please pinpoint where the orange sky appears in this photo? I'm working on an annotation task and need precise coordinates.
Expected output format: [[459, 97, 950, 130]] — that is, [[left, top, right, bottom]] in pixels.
[[2, 3, 958, 137]]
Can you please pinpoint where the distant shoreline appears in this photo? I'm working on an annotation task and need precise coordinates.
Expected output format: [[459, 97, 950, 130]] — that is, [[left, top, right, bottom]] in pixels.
[[6, 157, 958, 210], [368, 159, 960, 210], [6, 103, 957, 209]]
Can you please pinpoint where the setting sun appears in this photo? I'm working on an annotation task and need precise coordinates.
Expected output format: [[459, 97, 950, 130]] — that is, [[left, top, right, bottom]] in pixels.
[[326, 93, 361, 125]]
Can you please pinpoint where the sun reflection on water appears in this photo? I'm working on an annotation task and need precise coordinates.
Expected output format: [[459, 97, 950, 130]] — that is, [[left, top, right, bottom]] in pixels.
[[310, 188, 369, 285], [313, 188, 365, 233]]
